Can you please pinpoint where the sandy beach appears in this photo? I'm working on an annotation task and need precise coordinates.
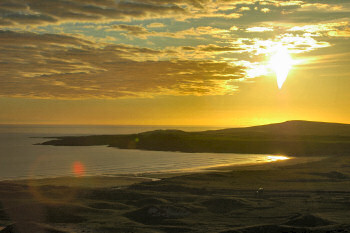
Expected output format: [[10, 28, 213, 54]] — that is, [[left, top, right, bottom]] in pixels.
[[1, 155, 350, 232]]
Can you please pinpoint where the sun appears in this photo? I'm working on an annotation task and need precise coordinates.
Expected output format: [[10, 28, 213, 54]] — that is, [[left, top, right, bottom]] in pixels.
[[269, 46, 294, 89]]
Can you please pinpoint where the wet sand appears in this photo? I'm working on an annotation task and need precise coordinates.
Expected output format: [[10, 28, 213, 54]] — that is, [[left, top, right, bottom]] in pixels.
[[1, 155, 350, 232]]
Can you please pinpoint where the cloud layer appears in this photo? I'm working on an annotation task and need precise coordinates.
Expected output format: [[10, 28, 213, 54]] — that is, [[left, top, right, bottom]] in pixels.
[[3, 0, 346, 27], [0, 0, 349, 99], [0, 0, 191, 27], [0, 30, 244, 99]]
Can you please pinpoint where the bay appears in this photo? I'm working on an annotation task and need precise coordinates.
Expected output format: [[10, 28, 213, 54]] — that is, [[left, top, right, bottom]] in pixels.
[[0, 125, 285, 180]]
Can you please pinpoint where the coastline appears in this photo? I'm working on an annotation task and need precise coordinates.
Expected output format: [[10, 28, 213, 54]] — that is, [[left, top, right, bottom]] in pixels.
[[203, 155, 327, 172], [0, 154, 323, 186], [1, 154, 328, 188]]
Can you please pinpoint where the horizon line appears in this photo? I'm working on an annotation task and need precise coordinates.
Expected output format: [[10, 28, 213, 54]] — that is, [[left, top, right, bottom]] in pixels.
[[0, 120, 349, 128]]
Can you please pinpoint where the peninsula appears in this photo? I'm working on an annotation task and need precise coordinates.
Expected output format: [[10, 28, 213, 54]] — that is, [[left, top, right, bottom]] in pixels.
[[40, 120, 350, 156]]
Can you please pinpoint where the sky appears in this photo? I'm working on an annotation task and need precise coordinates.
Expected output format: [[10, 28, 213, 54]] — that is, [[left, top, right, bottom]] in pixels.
[[0, 0, 349, 126]]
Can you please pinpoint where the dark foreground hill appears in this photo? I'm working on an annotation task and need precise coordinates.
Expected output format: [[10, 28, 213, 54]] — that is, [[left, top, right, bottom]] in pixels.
[[40, 120, 350, 156]]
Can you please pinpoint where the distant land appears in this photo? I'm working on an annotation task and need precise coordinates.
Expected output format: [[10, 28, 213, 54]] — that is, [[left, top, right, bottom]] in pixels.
[[40, 121, 350, 156]]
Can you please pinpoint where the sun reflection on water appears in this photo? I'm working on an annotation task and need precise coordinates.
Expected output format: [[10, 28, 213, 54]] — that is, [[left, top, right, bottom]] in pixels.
[[266, 155, 290, 162]]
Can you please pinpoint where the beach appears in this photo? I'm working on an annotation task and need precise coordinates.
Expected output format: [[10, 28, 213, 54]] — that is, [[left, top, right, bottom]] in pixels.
[[1, 155, 350, 232]]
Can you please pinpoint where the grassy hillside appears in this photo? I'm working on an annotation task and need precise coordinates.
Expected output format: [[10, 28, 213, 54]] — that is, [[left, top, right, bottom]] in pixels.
[[203, 120, 350, 136], [40, 121, 350, 156]]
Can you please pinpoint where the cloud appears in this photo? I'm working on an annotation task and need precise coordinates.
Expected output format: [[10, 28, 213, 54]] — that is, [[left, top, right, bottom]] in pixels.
[[146, 22, 165, 28], [246, 26, 274, 32], [261, 8, 270, 13], [180, 44, 243, 55], [0, 30, 245, 99], [16, 0, 322, 30], [327, 29, 350, 37], [288, 21, 350, 37], [197, 44, 241, 52], [1, 0, 349, 101], [298, 3, 345, 12], [243, 34, 331, 55], [2, 0, 337, 29], [0, 0, 191, 27], [238, 6, 251, 12], [1, 0, 348, 29], [0, 0, 249, 28], [166, 44, 245, 60], [111, 24, 149, 39], [109, 24, 230, 39], [230, 26, 239, 31]]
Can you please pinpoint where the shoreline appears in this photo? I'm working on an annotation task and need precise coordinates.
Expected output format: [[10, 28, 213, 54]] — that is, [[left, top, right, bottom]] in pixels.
[[1, 155, 328, 187]]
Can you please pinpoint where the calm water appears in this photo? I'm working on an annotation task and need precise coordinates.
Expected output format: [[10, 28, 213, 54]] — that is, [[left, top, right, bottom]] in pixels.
[[0, 125, 285, 180]]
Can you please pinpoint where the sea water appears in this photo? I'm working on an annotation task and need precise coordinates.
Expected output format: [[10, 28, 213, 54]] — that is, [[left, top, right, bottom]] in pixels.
[[0, 125, 285, 180]]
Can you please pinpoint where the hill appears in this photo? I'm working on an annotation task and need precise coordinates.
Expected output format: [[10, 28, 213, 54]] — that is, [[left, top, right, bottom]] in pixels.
[[40, 121, 350, 156], [202, 120, 350, 137]]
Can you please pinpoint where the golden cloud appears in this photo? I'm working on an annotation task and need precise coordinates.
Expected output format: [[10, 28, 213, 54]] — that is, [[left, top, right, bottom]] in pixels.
[[0, 30, 245, 99]]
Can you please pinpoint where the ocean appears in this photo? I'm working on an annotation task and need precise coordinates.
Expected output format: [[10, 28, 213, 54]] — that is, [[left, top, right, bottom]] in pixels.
[[0, 125, 285, 180]]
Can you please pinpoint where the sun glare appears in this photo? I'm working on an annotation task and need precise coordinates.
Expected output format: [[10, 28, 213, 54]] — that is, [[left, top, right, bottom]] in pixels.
[[269, 46, 294, 89], [266, 155, 290, 162]]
